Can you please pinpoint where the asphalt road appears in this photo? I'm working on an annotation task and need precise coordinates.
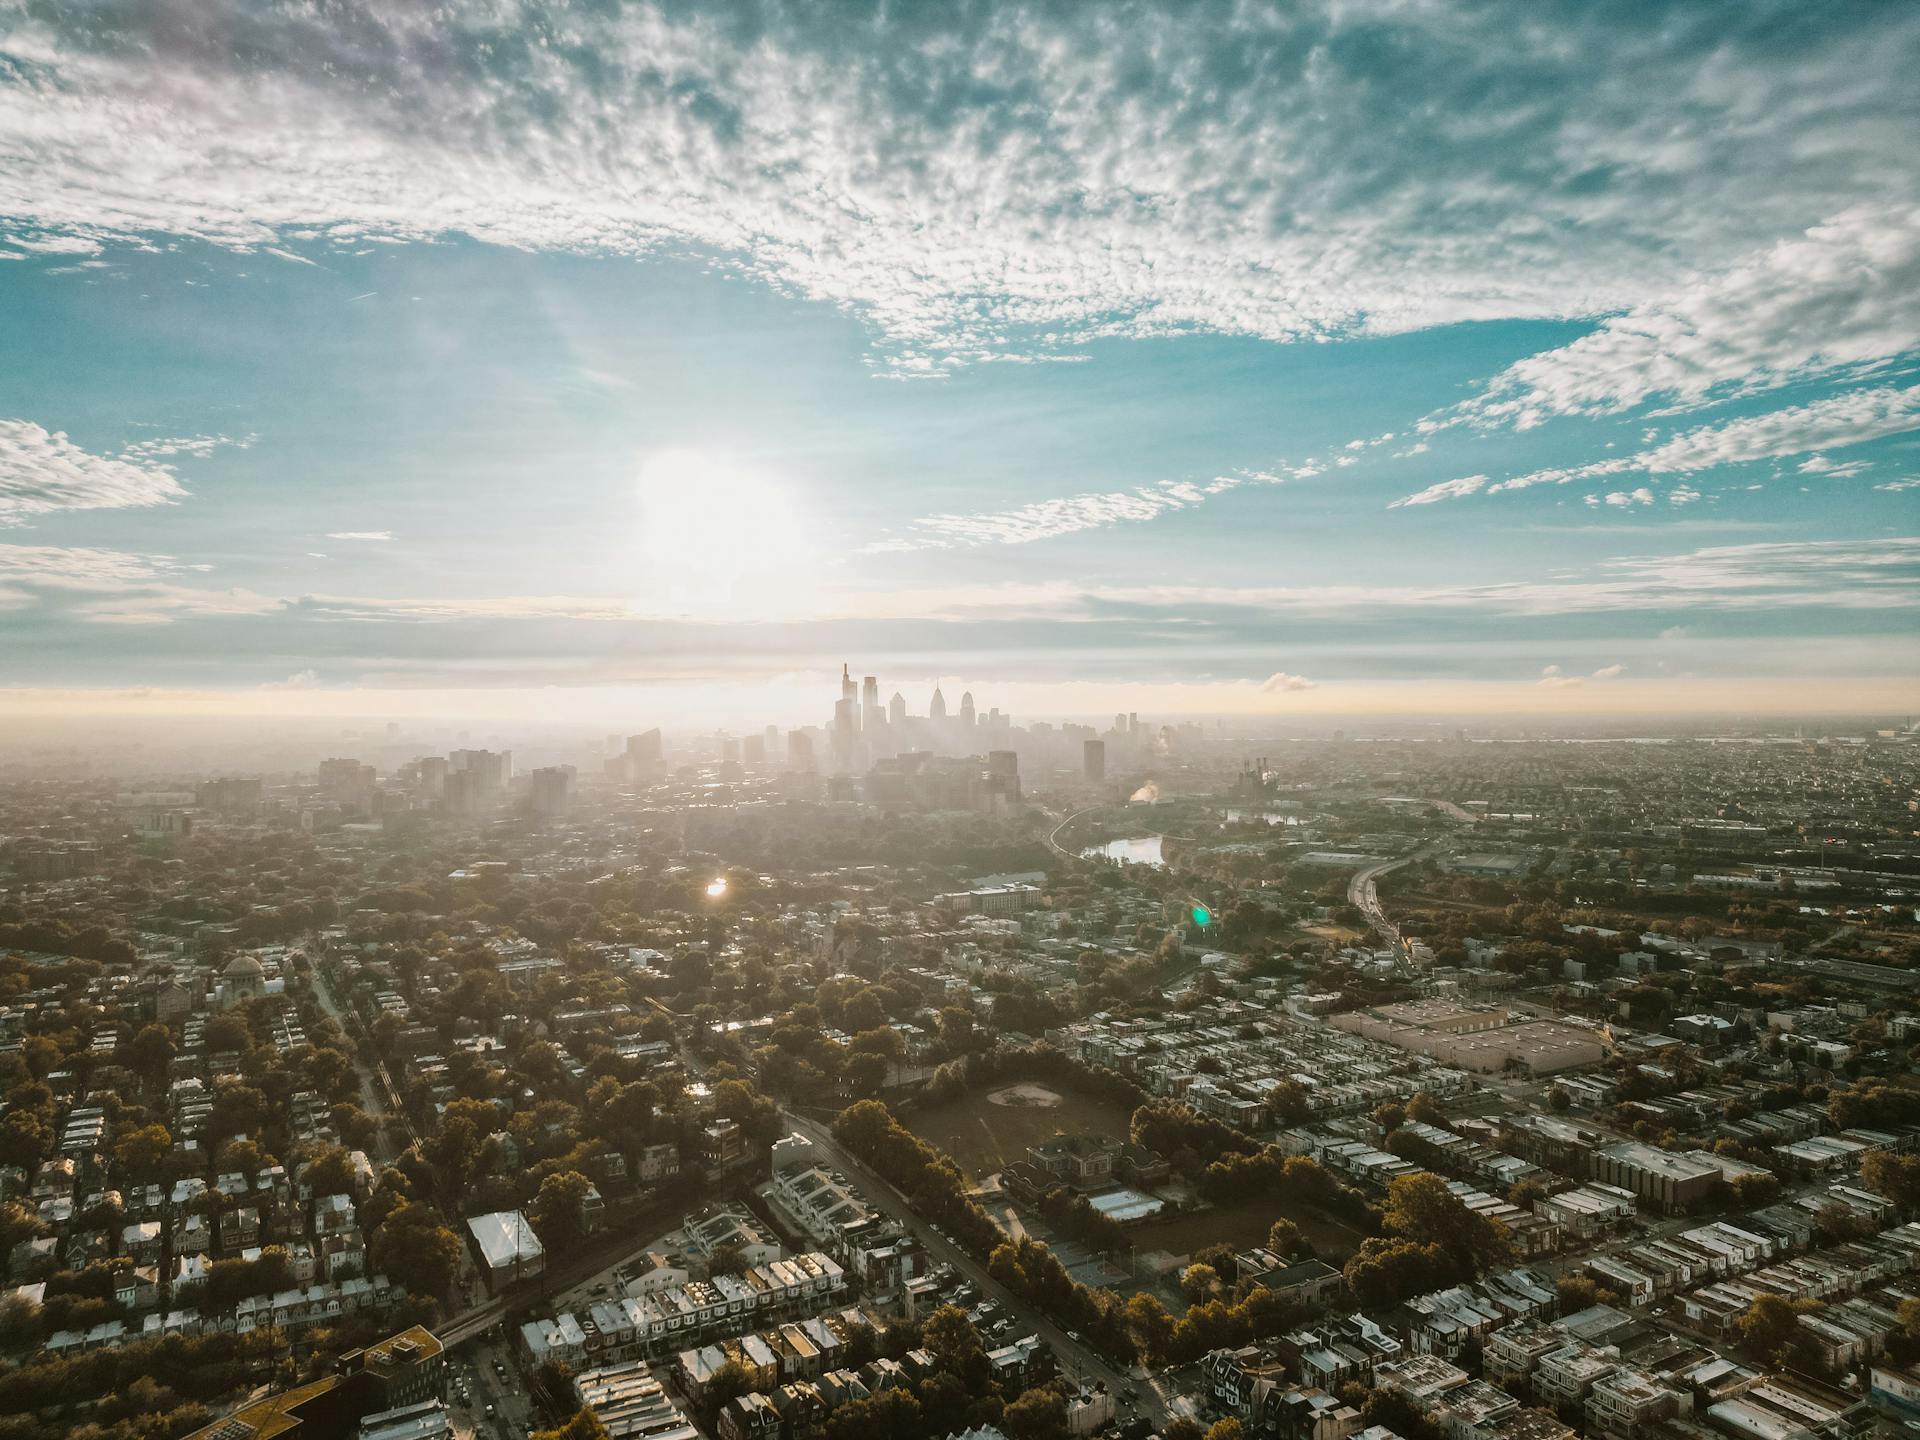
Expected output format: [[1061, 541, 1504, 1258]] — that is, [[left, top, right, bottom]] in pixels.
[[783, 1112, 1174, 1428]]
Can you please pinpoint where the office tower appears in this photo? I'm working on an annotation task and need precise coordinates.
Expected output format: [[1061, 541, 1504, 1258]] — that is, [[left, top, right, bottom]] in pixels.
[[196, 776, 262, 812], [787, 731, 814, 770], [451, 748, 511, 795], [416, 755, 448, 798], [529, 765, 574, 815], [959, 691, 975, 730], [1128, 712, 1138, 735], [764, 724, 779, 753], [929, 685, 948, 722], [625, 729, 663, 769], [986, 749, 1021, 804], [833, 697, 856, 771], [1083, 739, 1106, 782], [721, 736, 741, 763], [888, 691, 906, 727], [317, 758, 378, 806], [743, 734, 765, 765], [862, 675, 881, 733], [1113, 713, 1126, 735], [841, 662, 856, 706]]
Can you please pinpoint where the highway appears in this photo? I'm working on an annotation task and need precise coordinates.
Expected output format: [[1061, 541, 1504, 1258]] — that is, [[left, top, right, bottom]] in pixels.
[[782, 1112, 1171, 1426]]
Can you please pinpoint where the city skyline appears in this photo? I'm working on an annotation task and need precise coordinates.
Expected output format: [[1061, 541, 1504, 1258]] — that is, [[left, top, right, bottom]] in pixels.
[[2, 3, 1918, 721]]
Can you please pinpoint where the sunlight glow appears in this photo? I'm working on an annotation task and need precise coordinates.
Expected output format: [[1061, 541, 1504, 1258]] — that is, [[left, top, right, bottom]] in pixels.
[[635, 449, 818, 621], [705, 877, 728, 898]]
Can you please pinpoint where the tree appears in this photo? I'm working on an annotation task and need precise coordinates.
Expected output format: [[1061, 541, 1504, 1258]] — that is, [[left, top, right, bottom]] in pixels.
[[114, 1123, 174, 1181], [370, 1201, 463, 1297], [303, 1146, 356, 1197], [531, 1170, 595, 1250], [1266, 1218, 1310, 1258], [1382, 1172, 1510, 1274], [1545, 1087, 1572, 1113], [1372, 1102, 1406, 1134], [1204, 1421, 1244, 1440], [1736, 1294, 1820, 1369], [532, 1410, 611, 1440], [1267, 1081, 1311, 1127], [1405, 1092, 1448, 1128], [1003, 1388, 1069, 1440], [125, 1024, 177, 1085], [921, 1303, 991, 1388], [1863, 1151, 1920, 1210]]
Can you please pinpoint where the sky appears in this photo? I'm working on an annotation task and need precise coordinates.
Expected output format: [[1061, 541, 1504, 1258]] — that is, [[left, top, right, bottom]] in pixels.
[[1, 0, 1917, 725]]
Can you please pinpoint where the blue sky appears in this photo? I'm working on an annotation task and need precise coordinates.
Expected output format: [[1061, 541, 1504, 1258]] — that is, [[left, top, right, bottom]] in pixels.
[[1, 1, 1916, 721]]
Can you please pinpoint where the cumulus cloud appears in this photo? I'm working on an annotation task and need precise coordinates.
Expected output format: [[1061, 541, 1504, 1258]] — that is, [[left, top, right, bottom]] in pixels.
[[0, 3, 1913, 371], [1262, 671, 1316, 692], [0, 421, 187, 521], [1592, 663, 1627, 679], [1461, 205, 1920, 428], [1604, 488, 1656, 507]]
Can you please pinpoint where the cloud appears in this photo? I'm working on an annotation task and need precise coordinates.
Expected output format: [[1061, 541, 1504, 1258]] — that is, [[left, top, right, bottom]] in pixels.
[[325, 530, 394, 542], [262, 668, 321, 689], [1798, 454, 1869, 478], [1604, 488, 1656, 507], [0, 421, 187, 521], [1875, 477, 1920, 492], [1261, 671, 1316, 692], [0, 4, 1913, 372], [869, 476, 1239, 551], [1640, 385, 1920, 473], [1400, 385, 1920, 505], [1669, 486, 1702, 505], [1461, 205, 1920, 428], [1539, 661, 1624, 688], [0, 543, 276, 622], [1390, 475, 1489, 508], [119, 433, 247, 462]]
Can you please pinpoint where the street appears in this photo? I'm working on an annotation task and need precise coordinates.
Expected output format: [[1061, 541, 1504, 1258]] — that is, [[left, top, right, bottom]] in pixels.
[[782, 1112, 1177, 1429]]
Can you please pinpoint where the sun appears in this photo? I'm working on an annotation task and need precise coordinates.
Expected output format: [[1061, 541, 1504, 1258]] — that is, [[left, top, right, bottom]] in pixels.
[[635, 449, 816, 619]]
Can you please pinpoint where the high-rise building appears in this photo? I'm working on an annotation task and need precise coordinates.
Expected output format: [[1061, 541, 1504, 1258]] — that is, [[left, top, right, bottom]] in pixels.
[[450, 748, 511, 794], [528, 765, 574, 816], [743, 734, 765, 765], [625, 730, 663, 773], [888, 691, 906, 727], [862, 675, 881, 733], [1128, 712, 1139, 735], [787, 731, 814, 770], [1083, 739, 1106, 782], [959, 691, 976, 729], [929, 685, 948, 722], [317, 758, 378, 807]]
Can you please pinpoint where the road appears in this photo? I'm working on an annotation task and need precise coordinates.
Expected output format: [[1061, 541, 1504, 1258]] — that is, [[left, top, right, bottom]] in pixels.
[[307, 962, 413, 1162], [783, 1112, 1172, 1427], [1346, 843, 1438, 958], [1046, 806, 1101, 861]]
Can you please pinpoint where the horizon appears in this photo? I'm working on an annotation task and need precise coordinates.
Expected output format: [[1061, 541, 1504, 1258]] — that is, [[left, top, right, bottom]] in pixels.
[[3, 4, 1918, 720]]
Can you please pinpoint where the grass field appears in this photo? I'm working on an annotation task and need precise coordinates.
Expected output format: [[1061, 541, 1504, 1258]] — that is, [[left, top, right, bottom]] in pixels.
[[904, 1084, 1136, 1180], [1127, 1195, 1368, 1263]]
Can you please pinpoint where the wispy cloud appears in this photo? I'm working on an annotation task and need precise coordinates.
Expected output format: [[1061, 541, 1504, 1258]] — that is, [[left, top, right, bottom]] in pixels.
[[1459, 205, 1920, 429], [1402, 386, 1920, 507], [324, 530, 394, 542]]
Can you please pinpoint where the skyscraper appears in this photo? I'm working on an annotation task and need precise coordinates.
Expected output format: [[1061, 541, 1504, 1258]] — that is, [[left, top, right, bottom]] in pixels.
[[929, 685, 948, 722], [959, 691, 976, 730], [888, 691, 906, 727], [1083, 738, 1106, 782], [862, 675, 881, 733]]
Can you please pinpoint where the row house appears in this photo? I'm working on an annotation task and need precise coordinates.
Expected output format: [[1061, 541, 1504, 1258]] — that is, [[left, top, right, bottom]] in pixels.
[[521, 1253, 850, 1366], [1583, 1368, 1688, 1439], [1276, 1315, 1402, 1393]]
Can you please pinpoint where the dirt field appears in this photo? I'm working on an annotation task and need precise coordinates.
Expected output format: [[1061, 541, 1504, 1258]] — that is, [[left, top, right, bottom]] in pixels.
[[905, 1085, 1136, 1180]]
